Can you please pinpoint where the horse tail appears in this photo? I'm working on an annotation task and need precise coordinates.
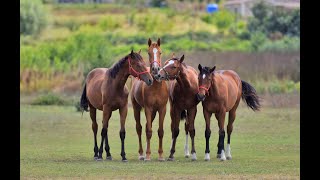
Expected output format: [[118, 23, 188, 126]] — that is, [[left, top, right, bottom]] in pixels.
[[80, 84, 89, 113], [180, 110, 187, 121], [241, 80, 261, 111]]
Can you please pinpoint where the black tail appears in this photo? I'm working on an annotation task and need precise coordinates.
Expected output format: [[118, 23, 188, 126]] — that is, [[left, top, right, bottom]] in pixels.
[[80, 84, 89, 112], [180, 110, 187, 121], [241, 80, 261, 111]]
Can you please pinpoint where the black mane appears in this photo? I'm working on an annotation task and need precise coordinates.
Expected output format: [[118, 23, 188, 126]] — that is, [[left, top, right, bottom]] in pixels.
[[109, 52, 143, 78]]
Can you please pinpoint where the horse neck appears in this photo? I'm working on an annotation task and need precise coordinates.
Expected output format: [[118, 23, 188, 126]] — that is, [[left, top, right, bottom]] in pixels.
[[176, 65, 191, 89], [113, 62, 130, 89], [209, 74, 220, 95]]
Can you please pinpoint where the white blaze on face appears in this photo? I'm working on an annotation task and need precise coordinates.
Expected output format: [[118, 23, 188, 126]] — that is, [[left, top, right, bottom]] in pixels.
[[153, 48, 158, 61], [202, 74, 206, 79], [159, 60, 175, 74]]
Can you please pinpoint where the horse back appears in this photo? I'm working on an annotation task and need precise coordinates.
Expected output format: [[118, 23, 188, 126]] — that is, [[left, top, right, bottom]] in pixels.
[[211, 70, 242, 111]]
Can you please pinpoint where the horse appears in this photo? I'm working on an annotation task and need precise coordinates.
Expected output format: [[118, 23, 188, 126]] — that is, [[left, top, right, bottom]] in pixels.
[[130, 38, 168, 161], [80, 50, 153, 162], [156, 54, 200, 161], [197, 64, 261, 161]]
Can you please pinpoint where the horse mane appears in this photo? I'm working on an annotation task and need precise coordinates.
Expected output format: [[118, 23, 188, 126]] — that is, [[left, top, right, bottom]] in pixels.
[[109, 52, 142, 78]]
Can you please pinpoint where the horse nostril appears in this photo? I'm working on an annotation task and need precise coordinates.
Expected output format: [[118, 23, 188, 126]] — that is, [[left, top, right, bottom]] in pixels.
[[157, 67, 160, 71], [152, 67, 155, 71]]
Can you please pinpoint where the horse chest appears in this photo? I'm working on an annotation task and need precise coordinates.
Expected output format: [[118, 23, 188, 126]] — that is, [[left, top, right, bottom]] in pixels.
[[203, 96, 225, 113], [103, 91, 128, 109]]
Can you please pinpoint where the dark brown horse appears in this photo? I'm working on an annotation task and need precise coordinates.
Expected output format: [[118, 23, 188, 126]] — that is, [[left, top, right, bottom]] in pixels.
[[80, 50, 153, 162], [130, 38, 168, 161], [156, 54, 200, 161], [197, 64, 261, 161]]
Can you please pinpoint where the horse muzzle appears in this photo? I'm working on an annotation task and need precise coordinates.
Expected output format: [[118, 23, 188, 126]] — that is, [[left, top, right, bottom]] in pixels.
[[197, 93, 206, 102]]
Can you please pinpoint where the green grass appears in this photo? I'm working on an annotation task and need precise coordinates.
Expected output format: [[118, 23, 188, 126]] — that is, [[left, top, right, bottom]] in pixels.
[[20, 103, 299, 179]]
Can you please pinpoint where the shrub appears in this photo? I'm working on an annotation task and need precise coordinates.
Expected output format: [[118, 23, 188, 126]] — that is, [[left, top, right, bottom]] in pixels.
[[258, 36, 300, 52], [31, 93, 68, 105], [20, 0, 48, 36]]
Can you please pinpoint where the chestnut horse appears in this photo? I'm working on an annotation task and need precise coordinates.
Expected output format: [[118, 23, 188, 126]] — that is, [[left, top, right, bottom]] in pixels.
[[130, 38, 168, 161], [80, 50, 153, 162], [197, 64, 261, 161], [156, 54, 200, 161]]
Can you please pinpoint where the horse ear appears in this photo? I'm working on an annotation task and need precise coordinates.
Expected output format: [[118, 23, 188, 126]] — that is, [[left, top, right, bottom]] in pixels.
[[157, 38, 161, 46], [198, 64, 202, 71], [130, 49, 134, 56], [138, 49, 141, 54], [179, 54, 185, 63], [148, 38, 152, 47], [210, 66, 216, 73]]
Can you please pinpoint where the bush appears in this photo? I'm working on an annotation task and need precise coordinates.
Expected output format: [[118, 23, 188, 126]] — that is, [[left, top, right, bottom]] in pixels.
[[248, 1, 300, 37], [250, 32, 267, 51], [20, 0, 48, 36], [258, 36, 300, 52], [31, 93, 68, 105], [201, 10, 235, 32]]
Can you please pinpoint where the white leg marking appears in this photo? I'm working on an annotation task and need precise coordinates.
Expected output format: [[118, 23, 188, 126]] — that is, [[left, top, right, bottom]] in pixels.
[[184, 134, 190, 157], [220, 150, 226, 161], [204, 153, 210, 161], [191, 152, 197, 161], [226, 144, 232, 160]]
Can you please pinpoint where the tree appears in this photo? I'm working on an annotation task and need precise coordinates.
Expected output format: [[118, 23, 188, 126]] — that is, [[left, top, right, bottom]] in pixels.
[[20, 0, 48, 36]]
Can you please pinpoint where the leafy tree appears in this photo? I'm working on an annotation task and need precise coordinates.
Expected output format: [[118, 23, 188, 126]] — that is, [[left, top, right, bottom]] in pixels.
[[20, 0, 48, 36]]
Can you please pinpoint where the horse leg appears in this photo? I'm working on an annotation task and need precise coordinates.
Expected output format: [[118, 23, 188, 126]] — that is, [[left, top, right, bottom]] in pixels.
[[119, 103, 128, 162], [144, 107, 153, 161], [184, 120, 190, 158], [168, 107, 181, 161], [158, 106, 166, 161], [226, 100, 239, 160], [215, 111, 226, 161], [132, 98, 144, 160], [203, 109, 212, 161], [187, 107, 197, 161], [97, 105, 112, 161], [89, 105, 99, 160]]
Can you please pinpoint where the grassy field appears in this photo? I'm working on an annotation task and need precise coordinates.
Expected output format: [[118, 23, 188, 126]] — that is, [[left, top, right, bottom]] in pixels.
[[20, 103, 299, 179]]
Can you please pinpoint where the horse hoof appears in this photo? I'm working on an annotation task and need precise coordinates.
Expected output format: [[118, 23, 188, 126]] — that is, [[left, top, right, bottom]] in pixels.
[[106, 156, 112, 160], [138, 155, 145, 161], [167, 157, 175, 161], [158, 157, 165, 162], [191, 153, 197, 161], [220, 150, 226, 161], [122, 158, 128, 162], [144, 158, 151, 161], [185, 153, 190, 158], [94, 156, 99, 160], [226, 156, 232, 160], [204, 153, 210, 161], [96, 157, 103, 161], [216, 154, 221, 158]]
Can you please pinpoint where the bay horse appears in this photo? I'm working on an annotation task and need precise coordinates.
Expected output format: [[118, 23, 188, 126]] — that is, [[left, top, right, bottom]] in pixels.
[[80, 50, 153, 162], [130, 38, 168, 161], [197, 64, 261, 161], [156, 54, 200, 161]]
